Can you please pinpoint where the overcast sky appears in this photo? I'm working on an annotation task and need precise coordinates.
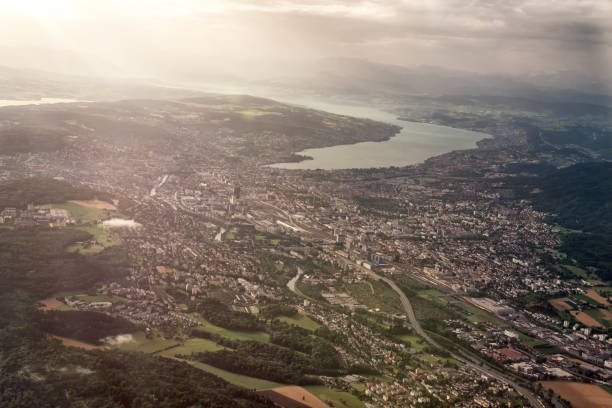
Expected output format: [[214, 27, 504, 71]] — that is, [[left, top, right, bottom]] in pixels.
[[0, 0, 610, 81]]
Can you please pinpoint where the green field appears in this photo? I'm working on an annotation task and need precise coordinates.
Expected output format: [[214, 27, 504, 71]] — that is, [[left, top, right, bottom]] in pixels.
[[157, 338, 226, 358], [455, 302, 505, 325], [40, 202, 106, 223], [278, 314, 322, 331], [562, 264, 597, 280], [185, 360, 282, 390], [345, 280, 403, 314], [585, 309, 612, 328], [395, 334, 427, 351], [66, 225, 121, 254], [191, 315, 271, 343], [419, 353, 462, 366], [76, 294, 126, 303], [115, 331, 180, 353], [511, 330, 546, 347], [113, 331, 282, 390], [418, 289, 445, 297], [571, 294, 604, 307], [304, 385, 365, 408]]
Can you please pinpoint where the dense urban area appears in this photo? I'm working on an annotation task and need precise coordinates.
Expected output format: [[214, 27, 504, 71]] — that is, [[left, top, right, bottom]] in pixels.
[[1, 93, 611, 408]]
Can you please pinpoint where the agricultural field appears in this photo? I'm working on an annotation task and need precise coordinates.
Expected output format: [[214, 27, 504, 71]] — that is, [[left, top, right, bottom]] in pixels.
[[549, 288, 611, 327], [191, 315, 271, 343], [585, 289, 611, 306], [540, 381, 612, 408], [261, 386, 329, 408], [186, 360, 282, 390], [304, 385, 366, 408], [50, 335, 106, 350], [570, 310, 602, 328], [75, 294, 126, 303], [115, 331, 180, 353], [156, 338, 226, 358], [278, 314, 322, 331], [561, 264, 599, 280], [549, 297, 574, 311], [40, 201, 106, 223]]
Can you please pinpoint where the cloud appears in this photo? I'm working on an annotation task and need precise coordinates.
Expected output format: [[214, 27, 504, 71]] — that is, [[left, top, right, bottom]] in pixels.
[[0, 0, 609, 80]]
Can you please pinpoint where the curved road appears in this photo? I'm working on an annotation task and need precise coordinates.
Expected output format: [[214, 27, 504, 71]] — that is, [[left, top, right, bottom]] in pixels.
[[369, 270, 544, 408], [248, 198, 544, 407]]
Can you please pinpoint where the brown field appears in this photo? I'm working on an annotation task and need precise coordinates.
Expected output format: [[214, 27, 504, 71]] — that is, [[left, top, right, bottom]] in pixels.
[[570, 310, 603, 328], [156, 266, 167, 273], [267, 386, 329, 408], [539, 381, 612, 408], [69, 200, 117, 210], [586, 290, 611, 306], [40, 297, 62, 310], [599, 308, 612, 321], [588, 280, 606, 286], [50, 335, 106, 350], [549, 297, 573, 311]]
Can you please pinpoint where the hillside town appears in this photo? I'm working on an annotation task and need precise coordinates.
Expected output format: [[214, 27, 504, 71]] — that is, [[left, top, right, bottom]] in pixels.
[[1, 97, 610, 408]]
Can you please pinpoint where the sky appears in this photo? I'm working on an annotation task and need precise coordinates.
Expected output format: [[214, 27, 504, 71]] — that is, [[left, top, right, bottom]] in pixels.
[[0, 0, 610, 82]]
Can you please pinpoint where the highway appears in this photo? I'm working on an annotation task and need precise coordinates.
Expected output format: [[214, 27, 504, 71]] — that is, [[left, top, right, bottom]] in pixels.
[[368, 269, 545, 408], [237, 199, 545, 407]]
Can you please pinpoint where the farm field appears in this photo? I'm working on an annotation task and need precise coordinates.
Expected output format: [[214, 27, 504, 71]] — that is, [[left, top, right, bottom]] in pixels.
[[540, 381, 612, 408], [156, 338, 225, 358], [40, 201, 106, 223], [549, 297, 573, 311], [185, 360, 282, 390], [305, 385, 365, 408], [69, 199, 117, 210], [570, 310, 603, 328], [191, 315, 271, 343], [75, 294, 126, 303], [50, 335, 106, 350], [585, 309, 612, 328], [278, 314, 322, 331], [586, 289, 611, 306], [262, 386, 330, 408], [115, 331, 180, 353]]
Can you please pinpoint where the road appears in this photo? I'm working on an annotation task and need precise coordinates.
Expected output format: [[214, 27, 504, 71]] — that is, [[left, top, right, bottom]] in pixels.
[[368, 269, 545, 408], [167, 193, 544, 406]]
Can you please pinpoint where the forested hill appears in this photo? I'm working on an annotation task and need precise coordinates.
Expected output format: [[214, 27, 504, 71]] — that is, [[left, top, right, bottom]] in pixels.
[[0, 177, 113, 208], [0, 292, 275, 408], [532, 162, 612, 234], [528, 162, 612, 281]]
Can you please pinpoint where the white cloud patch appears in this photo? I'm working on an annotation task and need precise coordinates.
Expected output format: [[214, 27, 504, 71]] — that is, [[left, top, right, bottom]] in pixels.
[[0, 0, 609, 79]]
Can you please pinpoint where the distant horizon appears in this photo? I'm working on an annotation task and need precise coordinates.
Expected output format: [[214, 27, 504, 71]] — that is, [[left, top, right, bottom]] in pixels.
[[1, 1, 609, 83]]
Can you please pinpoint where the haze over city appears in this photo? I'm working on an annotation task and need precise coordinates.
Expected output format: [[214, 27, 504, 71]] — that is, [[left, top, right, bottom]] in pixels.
[[1, 0, 610, 85], [1, 2, 612, 408]]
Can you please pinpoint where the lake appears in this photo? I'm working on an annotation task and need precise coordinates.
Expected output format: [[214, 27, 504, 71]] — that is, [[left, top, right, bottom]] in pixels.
[[0, 98, 81, 107], [266, 98, 490, 170]]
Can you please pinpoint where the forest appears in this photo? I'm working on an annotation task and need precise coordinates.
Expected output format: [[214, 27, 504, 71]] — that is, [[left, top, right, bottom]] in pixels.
[[0, 226, 129, 299], [34, 310, 138, 345], [197, 298, 265, 332], [0, 177, 114, 208], [0, 292, 274, 408], [0, 127, 68, 154]]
